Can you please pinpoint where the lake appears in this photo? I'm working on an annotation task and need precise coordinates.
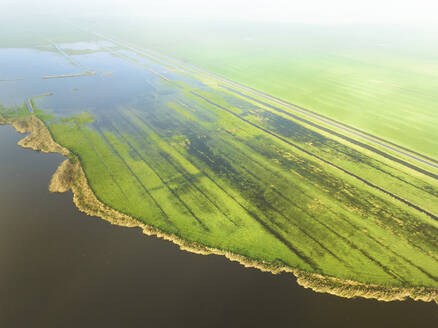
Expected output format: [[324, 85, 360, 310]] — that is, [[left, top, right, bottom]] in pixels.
[[1, 124, 437, 328]]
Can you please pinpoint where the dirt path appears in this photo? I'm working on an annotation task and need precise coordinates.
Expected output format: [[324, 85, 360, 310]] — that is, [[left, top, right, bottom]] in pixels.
[[95, 33, 438, 171]]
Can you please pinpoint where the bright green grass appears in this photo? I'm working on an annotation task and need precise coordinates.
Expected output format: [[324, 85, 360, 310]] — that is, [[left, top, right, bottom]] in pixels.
[[2, 29, 438, 291], [0, 103, 30, 119], [98, 20, 438, 159], [47, 119, 308, 270], [198, 88, 438, 216], [7, 81, 436, 289]]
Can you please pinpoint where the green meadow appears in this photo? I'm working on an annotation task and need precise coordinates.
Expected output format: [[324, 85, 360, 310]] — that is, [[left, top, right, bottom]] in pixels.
[[4, 70, 438, 289], [1, 20, 438, 294], [98, 20, 438, 159]]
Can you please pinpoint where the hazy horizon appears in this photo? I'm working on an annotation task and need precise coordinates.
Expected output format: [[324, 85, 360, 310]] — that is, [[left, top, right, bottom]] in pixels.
[[2, 0, 438, 26]]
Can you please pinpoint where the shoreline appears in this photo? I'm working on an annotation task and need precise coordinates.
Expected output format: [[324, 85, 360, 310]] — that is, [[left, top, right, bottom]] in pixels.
[[41, 71, 97, 79], [1, 113, 437, 305]]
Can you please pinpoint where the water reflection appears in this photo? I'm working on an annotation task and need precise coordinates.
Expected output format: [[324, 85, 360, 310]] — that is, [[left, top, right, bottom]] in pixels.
[[1, 125, 437, 328]]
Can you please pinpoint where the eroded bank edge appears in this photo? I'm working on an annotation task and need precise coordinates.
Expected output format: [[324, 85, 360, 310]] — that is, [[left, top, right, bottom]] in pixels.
[[1, 113, 437, 305]]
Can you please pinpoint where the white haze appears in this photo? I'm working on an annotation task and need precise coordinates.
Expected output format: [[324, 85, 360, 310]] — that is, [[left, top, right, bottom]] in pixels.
[[1, 0, 438, 25]]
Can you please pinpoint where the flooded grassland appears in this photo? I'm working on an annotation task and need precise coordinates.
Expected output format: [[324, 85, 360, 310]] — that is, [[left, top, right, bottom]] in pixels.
[[2, 124, 438, 327], [1, 37, 438, 305]]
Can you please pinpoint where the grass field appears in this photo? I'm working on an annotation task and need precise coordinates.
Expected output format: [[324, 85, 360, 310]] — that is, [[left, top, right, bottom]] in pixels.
[[95, 19, 438, 159], [4, 72, 438, 291], [1, 21, 438, 299], [37, 83, 438, 288]]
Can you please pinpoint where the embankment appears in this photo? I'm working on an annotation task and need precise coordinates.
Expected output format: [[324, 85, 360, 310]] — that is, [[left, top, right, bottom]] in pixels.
[[1, 113, 437, 305], [42, 71, 96, 79]]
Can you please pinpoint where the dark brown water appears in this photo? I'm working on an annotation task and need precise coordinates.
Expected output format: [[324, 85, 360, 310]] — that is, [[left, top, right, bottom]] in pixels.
[[1, 124, 437, 327]]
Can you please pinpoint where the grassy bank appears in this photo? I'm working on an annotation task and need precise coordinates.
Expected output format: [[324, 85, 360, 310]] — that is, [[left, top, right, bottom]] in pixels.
[[95, 20, 438, 159], [3, 74, 437, 296], [2, 28, 438, 303], [1, 110, 437, 303]]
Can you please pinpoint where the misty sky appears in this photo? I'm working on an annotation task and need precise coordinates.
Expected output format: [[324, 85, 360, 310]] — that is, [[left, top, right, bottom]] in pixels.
[[2, 0, 438, 24]]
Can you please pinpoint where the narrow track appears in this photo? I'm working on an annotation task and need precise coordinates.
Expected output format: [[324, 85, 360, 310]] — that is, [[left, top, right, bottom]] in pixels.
[[191, 91, 438, 222], [93, 32, 438, 172], [223, 87, 438, 180]]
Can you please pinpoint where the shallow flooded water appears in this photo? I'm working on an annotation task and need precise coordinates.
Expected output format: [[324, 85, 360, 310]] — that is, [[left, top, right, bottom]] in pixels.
[[1, 125, 437, 327], [1, 37, 438, 326]]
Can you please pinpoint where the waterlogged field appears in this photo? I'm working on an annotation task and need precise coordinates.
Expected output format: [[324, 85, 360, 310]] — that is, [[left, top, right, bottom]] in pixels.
[[99, 20, 438, 159], [1, 24, 438, 298]]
